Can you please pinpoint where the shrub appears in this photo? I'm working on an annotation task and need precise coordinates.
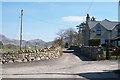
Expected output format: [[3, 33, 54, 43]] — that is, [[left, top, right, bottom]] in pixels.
[[89, 39, 100, 46]]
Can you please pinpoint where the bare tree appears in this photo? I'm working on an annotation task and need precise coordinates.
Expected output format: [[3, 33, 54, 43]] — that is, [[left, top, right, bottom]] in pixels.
[[53, 37, 64, 48], [54, 28, 78, 48], [54, 29, 65, 48], [56, 29, 65, 40], [64, 28, 77, 47]]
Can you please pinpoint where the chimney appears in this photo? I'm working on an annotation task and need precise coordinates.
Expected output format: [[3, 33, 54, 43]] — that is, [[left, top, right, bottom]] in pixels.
[[91, 16, 96, 21], [86, 14, 90, 22]]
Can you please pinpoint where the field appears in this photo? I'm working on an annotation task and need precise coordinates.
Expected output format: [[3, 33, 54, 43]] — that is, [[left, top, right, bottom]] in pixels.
[[2, 46, 46, 53]]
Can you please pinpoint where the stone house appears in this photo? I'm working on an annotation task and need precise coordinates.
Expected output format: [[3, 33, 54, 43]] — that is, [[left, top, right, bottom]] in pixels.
[[83, 14, 120, 46]]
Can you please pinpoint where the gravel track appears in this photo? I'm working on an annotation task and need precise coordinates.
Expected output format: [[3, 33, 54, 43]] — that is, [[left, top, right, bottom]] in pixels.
[[2, 50, 119, 79]]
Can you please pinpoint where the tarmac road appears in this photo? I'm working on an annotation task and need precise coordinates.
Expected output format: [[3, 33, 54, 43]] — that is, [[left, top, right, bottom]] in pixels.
[[1, 50, 119, 79]]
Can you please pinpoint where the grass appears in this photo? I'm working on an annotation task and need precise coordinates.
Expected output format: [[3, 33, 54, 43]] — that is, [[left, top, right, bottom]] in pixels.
[[104, 51, 106, 57], [2, 48, 19, 52], [2, 46, 46, 53], [103, 51, 120, 59]]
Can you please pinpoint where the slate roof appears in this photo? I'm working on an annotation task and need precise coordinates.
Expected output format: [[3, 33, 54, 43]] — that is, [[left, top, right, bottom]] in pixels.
[[88, 21, 100, 29], [88, 19, 118, 30]]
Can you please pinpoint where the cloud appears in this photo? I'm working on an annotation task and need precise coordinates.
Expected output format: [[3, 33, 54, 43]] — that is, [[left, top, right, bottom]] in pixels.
[[62, 16, 86, 22]]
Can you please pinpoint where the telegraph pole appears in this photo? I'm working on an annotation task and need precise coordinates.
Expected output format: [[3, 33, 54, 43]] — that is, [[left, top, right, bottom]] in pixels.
[[118, 0, 120, 24], [20, 9, 23, 51]]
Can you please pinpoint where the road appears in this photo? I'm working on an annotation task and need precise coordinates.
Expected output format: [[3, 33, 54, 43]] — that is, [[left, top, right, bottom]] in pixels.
[[1, 50, 119, 79]]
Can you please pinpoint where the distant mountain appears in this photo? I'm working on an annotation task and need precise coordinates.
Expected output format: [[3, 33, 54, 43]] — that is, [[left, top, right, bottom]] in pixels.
[[0, 34, 53, 46], [0, 34, 19, 45], [28, 39, 46, 46], [45, 41, 54, 46]]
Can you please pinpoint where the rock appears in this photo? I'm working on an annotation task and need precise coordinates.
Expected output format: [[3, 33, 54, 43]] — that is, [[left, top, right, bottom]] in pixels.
[[46, 56, 49, 60], [30, 57, 35, 61], [36, 57, 41, 60], [41, 56, 45, 60], [22, 58, 27, 62], [2, 60, 8, 64], [2, 47, 63, 64], [9, 60, 13, 63], [16, 59, 22, 62]]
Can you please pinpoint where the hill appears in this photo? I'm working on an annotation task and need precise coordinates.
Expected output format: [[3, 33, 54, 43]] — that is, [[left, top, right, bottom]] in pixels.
[[0, 34, 53, 46]]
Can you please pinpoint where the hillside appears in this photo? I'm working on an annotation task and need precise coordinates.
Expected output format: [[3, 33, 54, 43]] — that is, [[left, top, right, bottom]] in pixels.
[[0, 34, 53, 46]]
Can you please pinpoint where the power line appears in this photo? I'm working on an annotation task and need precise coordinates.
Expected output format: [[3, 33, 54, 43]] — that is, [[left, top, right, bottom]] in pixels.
[[85, 0, 94, 15]]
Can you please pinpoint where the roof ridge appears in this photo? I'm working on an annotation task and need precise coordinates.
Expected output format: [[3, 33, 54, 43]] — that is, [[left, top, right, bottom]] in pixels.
[[102, 19, 111, 22], [89, 20, 100, 22], [102, 19, 118, 23]]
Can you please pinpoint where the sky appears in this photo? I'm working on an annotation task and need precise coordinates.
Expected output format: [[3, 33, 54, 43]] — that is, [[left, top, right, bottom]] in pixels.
[[1, 2, 119, 42]]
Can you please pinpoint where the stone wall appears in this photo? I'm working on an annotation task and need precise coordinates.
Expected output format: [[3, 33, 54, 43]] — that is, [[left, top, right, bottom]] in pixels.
[[69, 46, 101, 60], [80, 46, 99, 60], [1, 47, 63, 64]]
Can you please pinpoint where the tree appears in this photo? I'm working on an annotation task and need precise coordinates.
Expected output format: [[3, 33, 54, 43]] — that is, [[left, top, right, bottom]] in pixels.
[[53, 37, 64, 48], [76, 22, 86, 46], [56, 29, 65, 41], [64, 28, 77, 47], [54, 28, 78, 48], [5, 44, 17, 49], [54, 29, 65, 48]]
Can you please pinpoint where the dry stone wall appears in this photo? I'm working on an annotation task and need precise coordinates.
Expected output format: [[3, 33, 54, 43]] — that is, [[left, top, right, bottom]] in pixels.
[[80, 46, 99, 60], [0, 47, 63, 64], [69, 46, 102, 60]]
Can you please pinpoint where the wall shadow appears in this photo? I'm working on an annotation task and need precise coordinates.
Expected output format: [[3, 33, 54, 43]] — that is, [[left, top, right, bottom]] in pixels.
[[79, 70, 119, 80]]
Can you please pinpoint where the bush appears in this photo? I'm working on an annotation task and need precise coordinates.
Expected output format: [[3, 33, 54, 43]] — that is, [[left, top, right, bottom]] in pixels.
[[89, 39, 100, 46]]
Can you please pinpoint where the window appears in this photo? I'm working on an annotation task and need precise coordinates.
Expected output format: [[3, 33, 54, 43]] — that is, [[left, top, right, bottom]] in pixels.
[[118, 41, 120, 47], [96, 27, 101, 36], [118, 28, 120, 36], [117, 24, 120, 36]]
